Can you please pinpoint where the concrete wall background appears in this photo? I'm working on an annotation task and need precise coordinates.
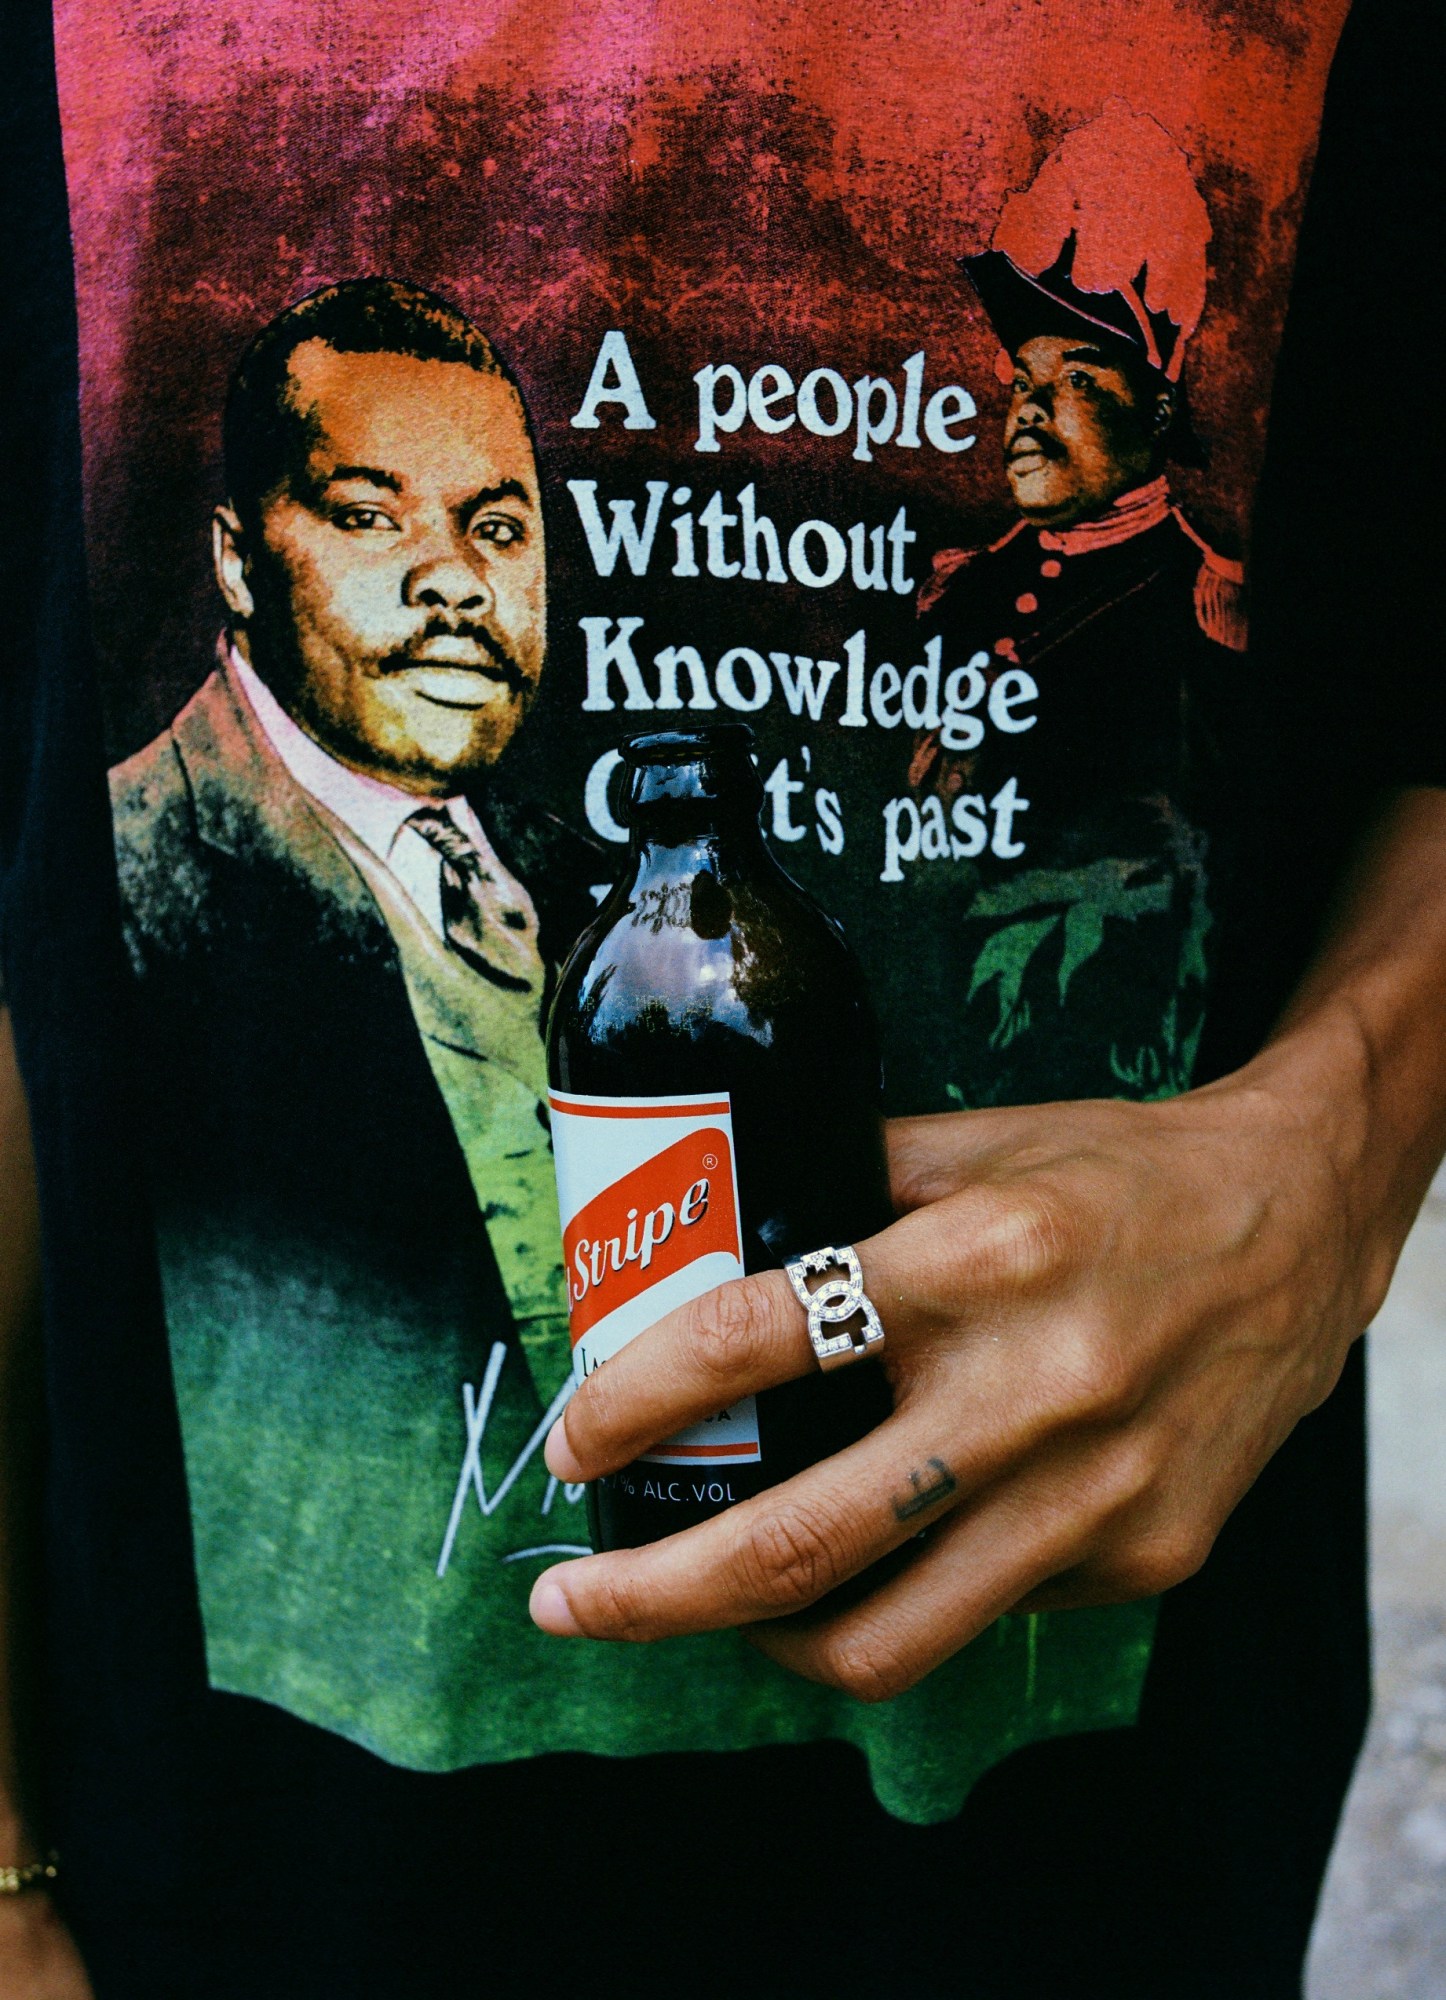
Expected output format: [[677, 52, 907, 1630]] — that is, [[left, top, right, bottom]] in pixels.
[[1308, 1171, 1446, 1997]]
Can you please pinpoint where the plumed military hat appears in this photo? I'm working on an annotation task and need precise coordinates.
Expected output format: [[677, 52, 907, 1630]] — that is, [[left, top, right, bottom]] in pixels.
[[963, 101, 1211, 386]]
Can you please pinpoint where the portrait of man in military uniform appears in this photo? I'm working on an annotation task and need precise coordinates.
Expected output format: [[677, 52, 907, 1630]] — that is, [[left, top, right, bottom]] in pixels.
[[912, 105, 1245, 1110], [107, 279, 601, 1763]]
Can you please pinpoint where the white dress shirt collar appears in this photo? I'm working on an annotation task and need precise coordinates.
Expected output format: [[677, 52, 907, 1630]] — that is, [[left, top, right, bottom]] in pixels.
[[231, 647, 438, 868], [228, 646, 538, 947]]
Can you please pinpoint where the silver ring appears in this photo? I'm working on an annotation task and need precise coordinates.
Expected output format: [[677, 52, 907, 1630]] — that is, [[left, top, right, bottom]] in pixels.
[[784, 1244, 885, 1372]]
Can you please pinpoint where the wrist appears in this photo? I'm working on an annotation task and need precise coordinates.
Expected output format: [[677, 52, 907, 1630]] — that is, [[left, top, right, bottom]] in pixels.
[[1228, 993, 1403, 1324]]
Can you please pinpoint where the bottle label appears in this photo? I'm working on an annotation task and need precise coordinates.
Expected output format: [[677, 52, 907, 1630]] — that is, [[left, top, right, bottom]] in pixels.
[[549, 1089, 760, 1466]]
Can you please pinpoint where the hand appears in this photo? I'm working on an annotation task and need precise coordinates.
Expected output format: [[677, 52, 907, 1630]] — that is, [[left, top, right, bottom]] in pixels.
[[0, 1895, 94, 2000], [530, 1058, 1386, 1699]]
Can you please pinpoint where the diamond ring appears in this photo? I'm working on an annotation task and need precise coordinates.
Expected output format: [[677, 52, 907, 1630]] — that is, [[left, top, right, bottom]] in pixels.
[[784, 1244, 886, 1372]]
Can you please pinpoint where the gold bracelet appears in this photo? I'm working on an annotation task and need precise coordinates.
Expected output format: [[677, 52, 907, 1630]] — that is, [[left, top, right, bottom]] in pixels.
[[0, 1853, 58, 1895]]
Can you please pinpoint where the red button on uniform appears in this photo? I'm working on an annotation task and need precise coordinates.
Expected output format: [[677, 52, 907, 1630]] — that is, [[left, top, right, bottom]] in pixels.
[[1015, 592, 1039, 615], [1040, 558, 1062, 578], [994, 637, 1018, 660]]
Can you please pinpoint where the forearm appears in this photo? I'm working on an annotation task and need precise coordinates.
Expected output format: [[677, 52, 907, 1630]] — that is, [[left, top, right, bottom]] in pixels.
[[0, 1006, 42, 1862], [1231, 784, 1446, 1326]]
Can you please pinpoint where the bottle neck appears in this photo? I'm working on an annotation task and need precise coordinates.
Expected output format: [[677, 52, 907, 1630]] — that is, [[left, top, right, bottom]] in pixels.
[[621, 731, 765, 866], [627, 801, 767, 865]]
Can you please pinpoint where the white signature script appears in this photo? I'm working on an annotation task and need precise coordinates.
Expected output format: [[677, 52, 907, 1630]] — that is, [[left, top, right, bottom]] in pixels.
[[436, 1341, 588, 1578]]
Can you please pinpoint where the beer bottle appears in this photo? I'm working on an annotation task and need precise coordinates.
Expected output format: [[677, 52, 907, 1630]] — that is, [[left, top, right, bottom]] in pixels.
[[547, 725, 893, 1551]]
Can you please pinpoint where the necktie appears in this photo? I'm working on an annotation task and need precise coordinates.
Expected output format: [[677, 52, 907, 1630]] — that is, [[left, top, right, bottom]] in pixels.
[[405, 806, 538, 993]]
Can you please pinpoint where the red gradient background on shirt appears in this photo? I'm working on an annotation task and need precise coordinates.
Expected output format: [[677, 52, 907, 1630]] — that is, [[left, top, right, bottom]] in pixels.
[[54, 0, 1348, 759]]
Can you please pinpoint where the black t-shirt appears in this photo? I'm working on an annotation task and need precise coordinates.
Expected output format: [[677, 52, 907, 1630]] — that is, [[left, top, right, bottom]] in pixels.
[[0, 0, 1438, 1992]]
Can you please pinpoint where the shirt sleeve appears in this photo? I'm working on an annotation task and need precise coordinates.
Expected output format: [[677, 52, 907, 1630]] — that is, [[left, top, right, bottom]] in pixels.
[[1, 0, 119, 1029], [1248, 0, 1442, 794]]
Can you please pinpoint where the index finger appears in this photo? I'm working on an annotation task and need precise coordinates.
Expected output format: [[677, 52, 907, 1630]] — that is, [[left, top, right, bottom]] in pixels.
[[544, 1266, 818, 1483], [545, 1190, 1012, 1483]]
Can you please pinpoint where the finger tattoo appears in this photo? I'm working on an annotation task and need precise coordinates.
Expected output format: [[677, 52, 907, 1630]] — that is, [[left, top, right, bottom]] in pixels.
[[892, 1456, 958, 1522]]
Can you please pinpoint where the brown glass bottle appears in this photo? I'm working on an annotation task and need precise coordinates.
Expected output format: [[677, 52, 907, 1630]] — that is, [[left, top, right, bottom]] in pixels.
[[546, 725, 893, 1551]]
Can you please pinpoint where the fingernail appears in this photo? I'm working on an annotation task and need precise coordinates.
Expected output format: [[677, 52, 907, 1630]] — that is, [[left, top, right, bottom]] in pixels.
[[529, 1575, 583, 1637], [543, 1418, 585, 1483]]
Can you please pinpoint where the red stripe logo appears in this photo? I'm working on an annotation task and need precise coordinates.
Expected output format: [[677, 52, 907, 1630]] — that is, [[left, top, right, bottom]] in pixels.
[[562, 1127, 740, 1343]]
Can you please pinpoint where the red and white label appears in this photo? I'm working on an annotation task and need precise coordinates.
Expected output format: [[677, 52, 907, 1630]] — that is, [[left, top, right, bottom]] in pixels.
[[549, 1089, 759, 1466]]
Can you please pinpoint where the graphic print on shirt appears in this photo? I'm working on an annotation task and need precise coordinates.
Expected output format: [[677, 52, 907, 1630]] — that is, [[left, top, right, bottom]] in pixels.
[[56, 0, 1347, 1810]]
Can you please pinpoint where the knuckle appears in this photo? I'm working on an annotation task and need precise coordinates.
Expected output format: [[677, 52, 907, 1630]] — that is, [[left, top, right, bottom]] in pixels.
[[1116, 1525, 1213, 1599], [567, 1363, 628, 1462], [687, 1276, 773, 1389], [971, 1185, 1074, 1293], [1094, 1427, 1167, 1517], [734, 1504, 850, 1611], [1051, 1323, 1141, 1426], [573, 1566, 654, 1642], [1166, 1522, 1216, 1584], [815, 1627, 916, 1704]]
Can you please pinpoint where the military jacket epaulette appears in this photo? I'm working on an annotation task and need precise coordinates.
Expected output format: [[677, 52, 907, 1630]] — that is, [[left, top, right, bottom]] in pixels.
[[1168, 508, 1247, 652]]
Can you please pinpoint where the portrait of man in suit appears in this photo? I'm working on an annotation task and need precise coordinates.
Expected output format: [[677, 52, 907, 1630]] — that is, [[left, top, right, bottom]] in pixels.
[[108, 280, 603, 1763]]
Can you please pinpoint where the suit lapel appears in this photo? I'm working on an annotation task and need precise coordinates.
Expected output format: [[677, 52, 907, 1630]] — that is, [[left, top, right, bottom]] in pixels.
[[172, 657, 606, 1000], [171, 657, 383, 939]]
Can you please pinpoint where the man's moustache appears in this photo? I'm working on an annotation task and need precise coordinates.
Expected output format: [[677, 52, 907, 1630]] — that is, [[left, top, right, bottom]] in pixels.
[[383, 622, 533, 695], [1007, 428, 1065, 462]]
